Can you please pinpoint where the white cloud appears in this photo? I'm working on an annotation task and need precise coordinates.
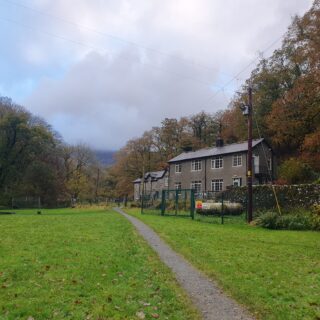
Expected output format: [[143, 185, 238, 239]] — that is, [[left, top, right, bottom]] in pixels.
[[0, 0, 314, 148], [26, 49, 223, 149]]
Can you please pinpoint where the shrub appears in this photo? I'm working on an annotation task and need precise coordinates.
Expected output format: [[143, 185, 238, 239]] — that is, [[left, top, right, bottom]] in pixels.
[[130, 201, 140, 208], [255, 210, 320, 231], [255, 212, 279, 229], [311, 203, 320, 216], [278, 158, 316, 184]]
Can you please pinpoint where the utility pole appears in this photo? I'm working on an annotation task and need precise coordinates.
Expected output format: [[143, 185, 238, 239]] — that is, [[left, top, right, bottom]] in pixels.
[[247, 86, 253, 223]]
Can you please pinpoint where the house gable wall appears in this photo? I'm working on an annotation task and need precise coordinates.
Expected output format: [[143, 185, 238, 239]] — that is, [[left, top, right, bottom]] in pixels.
[[133, 171, 169, 200]]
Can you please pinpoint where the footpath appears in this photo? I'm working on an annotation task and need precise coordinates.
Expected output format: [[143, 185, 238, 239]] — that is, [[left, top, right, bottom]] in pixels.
[[114, 208, 254, 320]]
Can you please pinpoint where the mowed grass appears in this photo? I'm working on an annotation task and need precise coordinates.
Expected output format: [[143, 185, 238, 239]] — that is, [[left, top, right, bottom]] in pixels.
[[127, 209, 320, 320], [0, 208, 200, 320]]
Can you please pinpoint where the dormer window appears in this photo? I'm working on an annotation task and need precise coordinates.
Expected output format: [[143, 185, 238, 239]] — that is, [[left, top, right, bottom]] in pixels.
[[191, 160, 202, 171]]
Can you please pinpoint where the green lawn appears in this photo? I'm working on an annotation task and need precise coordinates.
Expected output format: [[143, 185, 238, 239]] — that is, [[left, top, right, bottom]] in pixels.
[[126, 209, 320, 320], [0, 208, 200, 320]]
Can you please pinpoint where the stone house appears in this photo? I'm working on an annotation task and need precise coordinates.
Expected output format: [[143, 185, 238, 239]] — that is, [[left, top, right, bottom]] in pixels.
[[168, 138, 273, 193], [133, 170, 169, 200]]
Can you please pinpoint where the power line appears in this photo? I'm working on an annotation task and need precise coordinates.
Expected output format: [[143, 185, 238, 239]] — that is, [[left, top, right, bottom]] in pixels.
[[0, 0, 231, 77], [0, 0, 286, 110], [197, 34, 284, 110], [0, 16, 222, 88]]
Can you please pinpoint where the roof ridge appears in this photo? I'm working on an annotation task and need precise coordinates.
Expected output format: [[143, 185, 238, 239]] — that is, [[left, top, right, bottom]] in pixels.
[[188, 138, 264, 153], [168, 138, 265, 163]]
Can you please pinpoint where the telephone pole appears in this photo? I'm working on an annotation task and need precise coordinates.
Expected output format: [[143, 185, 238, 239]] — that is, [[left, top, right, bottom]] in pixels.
[[247, 86, 253, 223]]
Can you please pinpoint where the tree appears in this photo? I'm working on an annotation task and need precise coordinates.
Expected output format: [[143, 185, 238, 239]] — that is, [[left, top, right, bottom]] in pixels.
[[0, 98, 64, 205], [278, 158, 316, 184]]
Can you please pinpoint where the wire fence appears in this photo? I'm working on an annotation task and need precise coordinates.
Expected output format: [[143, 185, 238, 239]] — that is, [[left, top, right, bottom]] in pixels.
[[193, 191, 246, 224], [141, 189, 195, 218], [140, 189, 247, 224]]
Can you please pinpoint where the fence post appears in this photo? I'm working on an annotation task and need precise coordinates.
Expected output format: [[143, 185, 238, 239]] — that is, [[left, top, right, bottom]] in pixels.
[[175, 189, 178, 215], [161, 190, 165, 216], [221, 192, 224, 225], [191, 189, 195, 220], [141, 194, 144, 214]]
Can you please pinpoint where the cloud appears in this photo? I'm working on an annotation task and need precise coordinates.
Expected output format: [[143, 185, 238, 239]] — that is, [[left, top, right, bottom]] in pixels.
[[0, 0, 314, 149], [26, 49, 222, 149]]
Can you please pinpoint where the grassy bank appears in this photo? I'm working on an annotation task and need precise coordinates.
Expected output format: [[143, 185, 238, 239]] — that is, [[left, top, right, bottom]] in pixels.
[[0, 208, 200, 320], [126, 208, 320, 320]]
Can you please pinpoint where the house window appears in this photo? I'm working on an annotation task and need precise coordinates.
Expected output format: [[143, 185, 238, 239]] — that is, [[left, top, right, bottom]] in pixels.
[[212, 179, 223, 192], [191, 160, 202, 171], [175, 182, 182, 190], [164, 177, 169, 187], [211, 156, 223, 169], [232, 177, 242, 187], [191, 181, 202, 193], [232, 154, 242, 167], [175, 163, 182, 173]]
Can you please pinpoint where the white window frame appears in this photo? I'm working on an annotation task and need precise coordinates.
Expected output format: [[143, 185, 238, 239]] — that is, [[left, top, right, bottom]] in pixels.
[[232, 154, 242, 167], [211, 179, 223, 192], [211, 156, 223, 169], [232, 177, 242, 187], [175, 163, 182, 173], [191, 160, 202, 171], [191, 181, 202, 193]]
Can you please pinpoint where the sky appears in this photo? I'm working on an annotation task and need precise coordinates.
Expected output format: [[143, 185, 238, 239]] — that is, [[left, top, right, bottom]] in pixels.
[[0, 0, 314, 150]]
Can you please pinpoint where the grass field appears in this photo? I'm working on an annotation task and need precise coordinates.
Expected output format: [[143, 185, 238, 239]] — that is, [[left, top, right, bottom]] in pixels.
[[0, 208, 200, 320], [127, 208, 320, 320]]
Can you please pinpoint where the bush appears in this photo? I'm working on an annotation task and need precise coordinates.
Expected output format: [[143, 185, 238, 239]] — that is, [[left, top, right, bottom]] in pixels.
[[255, 212, 279, 229], [311, 203, 320, 215], [310, 205, 320, 231], [130, 201, 141, 208], [278, 158, 316, 184], [255, 210, 320, 231]]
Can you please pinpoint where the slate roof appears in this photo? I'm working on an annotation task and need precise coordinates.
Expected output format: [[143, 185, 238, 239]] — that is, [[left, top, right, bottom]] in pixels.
[[168, 138, 265, 163], [133, 170, 166, 183]]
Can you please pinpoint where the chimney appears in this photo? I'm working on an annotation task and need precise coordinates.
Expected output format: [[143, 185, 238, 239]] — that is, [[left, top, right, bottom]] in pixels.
[[215, 122, 224, 147], [216, 137, 224, 147], [182, 146, 193, 152]]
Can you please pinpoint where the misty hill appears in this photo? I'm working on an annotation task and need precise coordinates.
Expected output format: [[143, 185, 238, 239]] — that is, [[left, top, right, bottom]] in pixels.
[[95, 150, 116, 166]]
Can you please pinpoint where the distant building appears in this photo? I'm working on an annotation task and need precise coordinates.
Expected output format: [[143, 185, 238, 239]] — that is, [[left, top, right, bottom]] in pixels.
[[133, 138, 274, 197], [133, 169, 169, 201], [168, 138, 274, 193]]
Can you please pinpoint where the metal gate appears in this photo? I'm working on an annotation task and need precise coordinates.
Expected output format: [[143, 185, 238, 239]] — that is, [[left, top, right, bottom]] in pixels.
[[141, 189, 195, 218]]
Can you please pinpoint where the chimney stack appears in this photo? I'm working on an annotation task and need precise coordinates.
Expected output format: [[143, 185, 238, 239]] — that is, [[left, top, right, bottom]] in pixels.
[[215, 122, 224, 147]]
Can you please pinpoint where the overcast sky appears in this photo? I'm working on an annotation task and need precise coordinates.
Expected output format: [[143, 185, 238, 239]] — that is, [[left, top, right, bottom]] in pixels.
[[0, 0, 313, 150]]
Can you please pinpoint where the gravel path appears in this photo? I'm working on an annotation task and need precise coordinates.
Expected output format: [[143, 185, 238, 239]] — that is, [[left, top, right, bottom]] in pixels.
[[114, 208, 254, 320]]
